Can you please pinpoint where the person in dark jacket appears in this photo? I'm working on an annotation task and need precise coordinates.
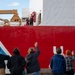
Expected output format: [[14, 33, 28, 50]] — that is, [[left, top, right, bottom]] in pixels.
[[25, 42, 40, 75], [0, 53, 9, 75], [7, 48, 26, 75], [50, 48, 66, 75], [30, 14, 34, 26]]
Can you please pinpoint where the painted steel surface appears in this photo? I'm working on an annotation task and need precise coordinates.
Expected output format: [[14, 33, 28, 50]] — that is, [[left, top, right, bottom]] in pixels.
[[0, 26, 75, 68]]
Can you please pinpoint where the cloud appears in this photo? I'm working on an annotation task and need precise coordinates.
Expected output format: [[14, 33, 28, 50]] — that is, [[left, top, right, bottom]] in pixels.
[[8, 2, 20, 6]]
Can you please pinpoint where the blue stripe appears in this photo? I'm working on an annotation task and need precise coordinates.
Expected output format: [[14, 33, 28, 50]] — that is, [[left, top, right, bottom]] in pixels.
[[0, 47, 6, 55]]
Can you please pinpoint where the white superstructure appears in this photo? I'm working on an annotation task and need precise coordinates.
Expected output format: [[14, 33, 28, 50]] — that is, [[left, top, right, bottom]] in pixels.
[[29, 0, 75, 26], [29, 0, 43, 14], [29, 0, 43, 25], [41, 0, 75, 25], [22, 8, 30, 25], [22, 8, 30, 18]]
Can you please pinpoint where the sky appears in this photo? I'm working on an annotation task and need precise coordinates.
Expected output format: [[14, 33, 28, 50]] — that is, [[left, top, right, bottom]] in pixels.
[[0, 0, 29, 20]]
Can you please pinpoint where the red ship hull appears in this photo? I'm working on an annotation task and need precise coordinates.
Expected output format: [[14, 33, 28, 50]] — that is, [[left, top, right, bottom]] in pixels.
[[0, 26, 75, 68]]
